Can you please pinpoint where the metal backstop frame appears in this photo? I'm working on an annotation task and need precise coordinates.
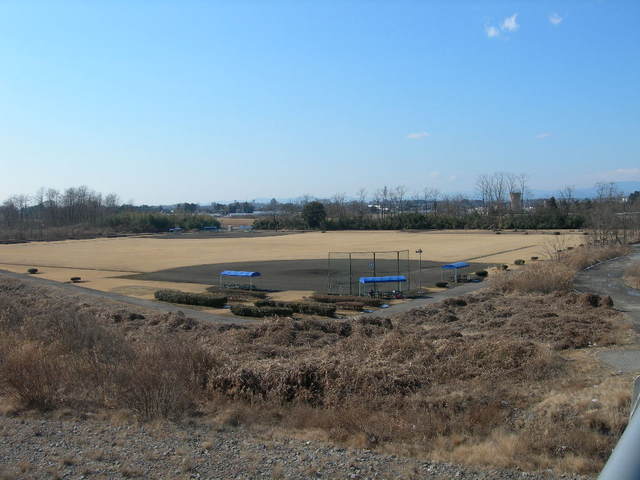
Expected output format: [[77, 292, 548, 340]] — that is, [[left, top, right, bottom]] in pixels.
[[327, 249, 410, 296]]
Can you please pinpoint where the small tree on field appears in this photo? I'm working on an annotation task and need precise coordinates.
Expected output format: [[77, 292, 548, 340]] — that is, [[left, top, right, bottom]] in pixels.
[[302, 201, 326, 228]]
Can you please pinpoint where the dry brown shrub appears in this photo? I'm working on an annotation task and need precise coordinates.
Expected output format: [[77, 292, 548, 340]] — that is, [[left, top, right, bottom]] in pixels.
[[489, 261, 575, 293], [0, 341, 64, 410], [560, 245, 631, 271], [0, 275, 630, 474], [624, 261, 640, 289], [113, 338, 218, 420]]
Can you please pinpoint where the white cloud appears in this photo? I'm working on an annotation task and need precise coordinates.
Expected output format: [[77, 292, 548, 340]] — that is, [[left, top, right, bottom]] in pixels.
[[549, 13, 563, 25], [485, 25, 500, 38], [536, 132, 552, 139], [406, 132, 430, 139], [501, 13, 519, 32], [429, 171, 441, 178], [448, 175, 458, 182]]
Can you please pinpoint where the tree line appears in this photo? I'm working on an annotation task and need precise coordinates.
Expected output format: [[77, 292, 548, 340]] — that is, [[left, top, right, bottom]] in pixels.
[[2, 176, 639, 243], [254, 175, 640, 245], [0, 186, 219, 242]]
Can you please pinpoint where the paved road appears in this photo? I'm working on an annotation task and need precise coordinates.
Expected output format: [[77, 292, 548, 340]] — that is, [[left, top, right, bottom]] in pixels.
[[0, 269, 256, 326], [574, 245, 640, 372]]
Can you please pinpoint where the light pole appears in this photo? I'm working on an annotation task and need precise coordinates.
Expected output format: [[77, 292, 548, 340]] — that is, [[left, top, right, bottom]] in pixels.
[[415, 248, 423, 289]]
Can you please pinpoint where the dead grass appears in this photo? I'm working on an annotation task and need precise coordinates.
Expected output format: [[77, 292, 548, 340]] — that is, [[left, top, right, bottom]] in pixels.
[[490, 261, 575, 293], [0, 279, 217, 420], [560, 244, 630, 271], [0, 230, 582, 275], [624, 261, 640, 289], [0, 274, 630, 475], [490, 245, 631, 294]]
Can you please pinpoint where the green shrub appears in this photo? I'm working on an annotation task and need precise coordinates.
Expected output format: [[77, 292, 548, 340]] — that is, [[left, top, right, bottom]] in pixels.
[[154, 289, 227, 308], [27, 268, 38, 274], [230, 305, 293, 317], [254, 300, 336, 317], [475, 270, 488, 277], [514, 259, 525, 265], [436, 282, 448, 288], [310, 294, 382, 307], [530, 256, 539, 261]]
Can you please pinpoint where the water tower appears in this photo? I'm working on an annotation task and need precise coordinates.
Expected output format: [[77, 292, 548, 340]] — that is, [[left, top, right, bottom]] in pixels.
[[510, 192, 523, 211]]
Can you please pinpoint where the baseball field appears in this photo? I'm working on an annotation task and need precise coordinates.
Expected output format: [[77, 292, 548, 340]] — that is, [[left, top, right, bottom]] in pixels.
[[0, 229, 584, 301]]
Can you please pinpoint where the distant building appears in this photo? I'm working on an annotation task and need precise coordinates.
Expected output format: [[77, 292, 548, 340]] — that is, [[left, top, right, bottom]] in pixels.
[[510, 192, 523, 211]]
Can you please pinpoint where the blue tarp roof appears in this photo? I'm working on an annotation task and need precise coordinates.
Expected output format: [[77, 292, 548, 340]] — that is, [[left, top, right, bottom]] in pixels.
[[441, 262, 470, 269], [220, 270, 261, 277], [359, 275, 407, 284]]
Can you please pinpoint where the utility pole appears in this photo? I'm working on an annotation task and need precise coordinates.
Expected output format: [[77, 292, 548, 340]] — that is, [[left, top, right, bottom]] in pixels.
[[415, 248, 423, 289]]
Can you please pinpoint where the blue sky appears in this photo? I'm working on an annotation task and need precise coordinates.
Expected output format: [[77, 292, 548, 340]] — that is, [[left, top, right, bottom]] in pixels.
[[1, 0, 639, 204]]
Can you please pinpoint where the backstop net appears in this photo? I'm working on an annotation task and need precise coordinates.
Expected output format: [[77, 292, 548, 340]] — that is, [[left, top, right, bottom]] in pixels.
[[327, 249, 410, 296]]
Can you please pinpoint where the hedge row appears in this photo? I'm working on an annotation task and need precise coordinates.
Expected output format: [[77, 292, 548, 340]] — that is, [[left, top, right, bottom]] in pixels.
[[230, 305, 294, 317], [310, 294, 383, 307], [335, 301, 365, 311], [254, 300, 336, 317], [154, 289, 227, 308], [205, 286, 267, 301]]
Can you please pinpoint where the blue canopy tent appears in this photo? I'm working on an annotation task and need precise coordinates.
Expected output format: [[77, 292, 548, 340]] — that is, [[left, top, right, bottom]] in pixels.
[[219, 270, 261, 289], [441, 262, 470, 283], [358, 275, 407, 296]]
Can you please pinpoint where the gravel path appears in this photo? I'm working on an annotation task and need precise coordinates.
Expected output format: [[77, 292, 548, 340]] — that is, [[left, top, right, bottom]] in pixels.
[[0, 269, 255, 326], [0, 415, 591, 480], [574, 245, 640, 372]]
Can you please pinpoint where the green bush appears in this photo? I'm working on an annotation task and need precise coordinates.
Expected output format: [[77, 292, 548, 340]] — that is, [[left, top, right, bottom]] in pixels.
[[254, 300, 336, 317], [154, 289, 227, 308], [27, 268, 38, 274], [436, 282, 448, 288], [104, 212, 220, 233], [475, 270, 488, 277], [310, 294, 382, 307], [230, 304, 293, 317], [530, 256, 539, 261], [514, 259, 525, 265]]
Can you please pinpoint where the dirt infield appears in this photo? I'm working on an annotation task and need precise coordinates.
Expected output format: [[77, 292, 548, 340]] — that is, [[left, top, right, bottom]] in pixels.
[[122, 258, 492, 293]]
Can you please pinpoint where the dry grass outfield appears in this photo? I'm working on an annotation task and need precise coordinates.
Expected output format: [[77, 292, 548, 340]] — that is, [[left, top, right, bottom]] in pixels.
[[0, 230, 582, 284], [0, 230, 584, 304]]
